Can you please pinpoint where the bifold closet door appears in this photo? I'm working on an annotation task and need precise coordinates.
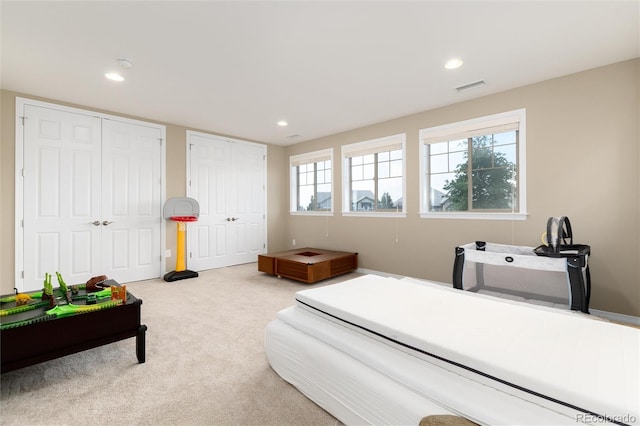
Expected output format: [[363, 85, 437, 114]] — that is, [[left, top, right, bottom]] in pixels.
[[21, 105, 163, 291], [187, 133, 266, 271]]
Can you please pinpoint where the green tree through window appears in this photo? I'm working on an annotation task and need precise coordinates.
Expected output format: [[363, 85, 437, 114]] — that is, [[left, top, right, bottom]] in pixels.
[[379, 192, 395, 209], [306, 195, 316, 211], [442, 135, 516, 211]]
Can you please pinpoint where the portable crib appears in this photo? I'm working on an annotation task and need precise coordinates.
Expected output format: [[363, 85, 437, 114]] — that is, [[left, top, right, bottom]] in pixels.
[[453, 218, 591, 312]]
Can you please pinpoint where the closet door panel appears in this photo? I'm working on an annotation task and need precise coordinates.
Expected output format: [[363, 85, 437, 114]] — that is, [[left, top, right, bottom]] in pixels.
[[188, 136, 231, 270], [227, 142, 265, 264], [23, 105, 101, 291], [102, 119, 163, 283]]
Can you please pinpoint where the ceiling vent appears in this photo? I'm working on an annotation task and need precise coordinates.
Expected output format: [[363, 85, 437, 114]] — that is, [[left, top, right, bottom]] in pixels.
[[117, 57, 134, 69], [456, 80, 486, 91]]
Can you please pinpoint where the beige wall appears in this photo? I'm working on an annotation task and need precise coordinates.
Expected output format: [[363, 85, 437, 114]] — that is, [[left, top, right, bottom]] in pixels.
[[0, 90, 287, 294], [1, 59, 638, 316], [1, 90, 17, 296], [285, 59, 640, 316]]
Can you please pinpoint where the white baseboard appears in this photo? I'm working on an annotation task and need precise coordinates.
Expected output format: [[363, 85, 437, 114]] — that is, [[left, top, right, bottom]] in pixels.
[[355, 268, 640, 327], [356, 268, 408, 280], [590, 309, 640, 326]]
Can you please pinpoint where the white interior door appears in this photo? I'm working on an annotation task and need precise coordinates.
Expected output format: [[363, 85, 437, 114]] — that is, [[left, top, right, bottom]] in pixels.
[[22, 105, 102, 291], [187, 132, 266, 270], [102, 119, 163, 282]]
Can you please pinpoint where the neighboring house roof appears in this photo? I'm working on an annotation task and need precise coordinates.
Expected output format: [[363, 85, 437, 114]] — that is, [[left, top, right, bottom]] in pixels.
[[316, 192, 332, 209], [352, 190, 375, 210], [430, 188, 449, 210], [351, 191, 403, 210], [352, 190, 375, 202], [356, 196, 375, 210]]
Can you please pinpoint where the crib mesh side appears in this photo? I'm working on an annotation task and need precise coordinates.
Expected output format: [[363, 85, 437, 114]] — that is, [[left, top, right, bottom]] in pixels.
[[460, 258, 571, 309], [455, 242, 576, 309]]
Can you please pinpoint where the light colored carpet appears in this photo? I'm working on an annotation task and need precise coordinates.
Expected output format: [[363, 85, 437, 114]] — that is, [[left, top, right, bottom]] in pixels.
[[1, 263, 359, 426]]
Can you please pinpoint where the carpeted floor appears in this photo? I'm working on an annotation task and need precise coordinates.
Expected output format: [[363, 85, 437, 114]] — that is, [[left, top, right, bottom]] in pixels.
[[1, 263, 359, 426]]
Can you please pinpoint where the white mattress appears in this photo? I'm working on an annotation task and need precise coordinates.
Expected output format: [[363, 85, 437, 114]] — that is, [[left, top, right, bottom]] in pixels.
[[266, 274, 640, 425], [266, 316, 454, 425]]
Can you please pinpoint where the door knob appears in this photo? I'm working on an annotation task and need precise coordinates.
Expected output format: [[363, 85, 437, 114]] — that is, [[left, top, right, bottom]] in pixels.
[[90, 220, 101, 226], [231, 217, 239, 221], [226, 217, 231, 221], [102, 221, 113, 226]]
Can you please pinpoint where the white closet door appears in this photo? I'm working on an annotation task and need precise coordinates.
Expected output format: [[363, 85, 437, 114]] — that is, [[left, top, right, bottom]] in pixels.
[[22, 105, 102, 291], [187, 132, 266, 271], [101, 119, 163, 283], [20, 101, 164, 292]]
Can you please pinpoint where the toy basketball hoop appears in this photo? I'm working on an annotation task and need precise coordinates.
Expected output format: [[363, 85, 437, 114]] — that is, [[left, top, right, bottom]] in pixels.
[[163, 198, 200, 282], [170, 216, 198, 223]]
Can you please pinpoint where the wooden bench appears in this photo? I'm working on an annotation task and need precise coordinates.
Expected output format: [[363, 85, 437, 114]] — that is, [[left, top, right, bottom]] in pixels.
[[258, 248, 358, 284]]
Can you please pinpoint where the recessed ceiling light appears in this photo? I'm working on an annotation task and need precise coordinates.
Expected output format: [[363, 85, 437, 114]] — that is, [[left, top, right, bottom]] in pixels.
[[445, 59, 463, 70], [105, 72, 124, 82], [277, 120, 288, 127]]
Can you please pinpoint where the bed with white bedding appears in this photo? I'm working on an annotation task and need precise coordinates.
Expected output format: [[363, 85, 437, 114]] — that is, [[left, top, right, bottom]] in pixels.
[[265, 274, 640, 426]]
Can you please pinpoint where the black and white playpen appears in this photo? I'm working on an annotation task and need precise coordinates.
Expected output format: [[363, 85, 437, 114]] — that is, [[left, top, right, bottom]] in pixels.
[[453, 217, 591, 313]]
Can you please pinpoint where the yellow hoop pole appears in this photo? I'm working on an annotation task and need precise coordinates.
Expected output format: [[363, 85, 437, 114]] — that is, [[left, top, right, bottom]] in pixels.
[[175, 221, 187, 272]]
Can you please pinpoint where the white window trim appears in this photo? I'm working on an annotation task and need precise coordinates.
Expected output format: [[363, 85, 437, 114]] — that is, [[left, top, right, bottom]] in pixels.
[[419, 109, 527, 220], [341, 133, 406, 217], [342, 211, 407, 218], [290, 211, 334, 217], [289, 148, 334, 215]]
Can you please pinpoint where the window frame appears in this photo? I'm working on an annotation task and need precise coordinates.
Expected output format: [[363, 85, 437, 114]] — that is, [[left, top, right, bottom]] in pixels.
[[419, 109, 527, 220], [289, 148, 334, 216], [341, 133, 406, 218]]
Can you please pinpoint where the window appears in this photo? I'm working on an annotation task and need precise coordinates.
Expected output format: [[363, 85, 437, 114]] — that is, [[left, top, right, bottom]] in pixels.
[[342, 134, 406, 216], [420, 109, 527, 220], [290, 149, 333, 214]]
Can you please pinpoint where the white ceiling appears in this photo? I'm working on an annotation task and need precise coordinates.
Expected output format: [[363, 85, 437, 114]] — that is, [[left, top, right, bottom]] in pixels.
[[2, 1, 638, 146]]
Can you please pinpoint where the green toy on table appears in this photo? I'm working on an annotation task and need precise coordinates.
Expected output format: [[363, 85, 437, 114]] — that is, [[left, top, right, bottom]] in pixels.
[[0, 272, 120, 328]]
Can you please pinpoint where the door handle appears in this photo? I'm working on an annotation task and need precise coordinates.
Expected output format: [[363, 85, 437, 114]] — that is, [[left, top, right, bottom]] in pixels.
[[231, 217, 238, 221], [90, 220, 101, 226], [102, 221, 113, 226]]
